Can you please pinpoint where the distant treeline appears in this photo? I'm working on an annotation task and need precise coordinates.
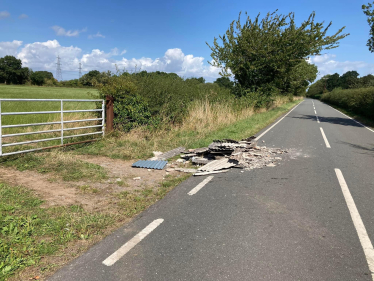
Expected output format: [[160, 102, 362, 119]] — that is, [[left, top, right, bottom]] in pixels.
[[307, 71, 374, 120], [306, 71, 374, 98], [0, 55, 235, 90]]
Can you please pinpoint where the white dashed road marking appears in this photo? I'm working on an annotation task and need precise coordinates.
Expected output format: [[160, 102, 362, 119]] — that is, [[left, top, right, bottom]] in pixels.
[[103, 219, 164, 266], [188, 176, 214, 195], [320, 127, 331, 148]]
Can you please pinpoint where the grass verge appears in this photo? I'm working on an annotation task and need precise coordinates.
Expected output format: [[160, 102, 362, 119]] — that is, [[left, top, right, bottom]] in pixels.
[[0, 172, 189, 281], [0, 183, 115, 281]]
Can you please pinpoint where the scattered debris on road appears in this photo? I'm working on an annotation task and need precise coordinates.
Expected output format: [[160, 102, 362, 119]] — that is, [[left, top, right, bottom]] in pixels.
[[132, 137, 287, 175], [179, 137, 287, 175]]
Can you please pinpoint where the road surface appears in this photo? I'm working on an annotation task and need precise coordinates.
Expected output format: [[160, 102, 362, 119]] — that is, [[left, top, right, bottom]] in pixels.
[[49, 99, 374, 281]]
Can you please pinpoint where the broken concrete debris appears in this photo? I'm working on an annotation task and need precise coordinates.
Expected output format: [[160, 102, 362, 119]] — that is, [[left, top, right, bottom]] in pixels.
[[178, 137, 287, 175], [132, 137, 287, 174]]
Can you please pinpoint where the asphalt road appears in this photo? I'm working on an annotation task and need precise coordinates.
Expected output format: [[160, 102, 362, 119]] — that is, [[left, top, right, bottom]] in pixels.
[[49, 99, 374, 281]]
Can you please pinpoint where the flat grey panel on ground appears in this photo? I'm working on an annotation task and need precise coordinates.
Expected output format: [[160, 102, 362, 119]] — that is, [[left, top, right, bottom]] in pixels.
[[153, 147, 185, 160]]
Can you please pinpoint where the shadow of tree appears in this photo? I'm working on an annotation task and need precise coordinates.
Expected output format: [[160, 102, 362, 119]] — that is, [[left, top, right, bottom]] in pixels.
[[337, 141, 374, 156], [291, 114, 362, 128]]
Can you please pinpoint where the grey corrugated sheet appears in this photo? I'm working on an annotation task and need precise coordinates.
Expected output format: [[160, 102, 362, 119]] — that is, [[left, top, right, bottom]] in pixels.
[[132, 160, 168, 170]]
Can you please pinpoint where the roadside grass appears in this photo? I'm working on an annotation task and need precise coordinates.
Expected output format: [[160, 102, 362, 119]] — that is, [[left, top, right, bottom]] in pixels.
[[1, 172, 189, 281], [0, 151, 108, 182], [117, 174, 190, 217], [321, 101, 374, 129], [0, 183, 115, 281], [76, 98, 301, 160]]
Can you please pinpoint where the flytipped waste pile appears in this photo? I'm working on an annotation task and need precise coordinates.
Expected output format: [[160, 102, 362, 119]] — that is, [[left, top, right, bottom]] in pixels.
[[177, 137, 288, 175]]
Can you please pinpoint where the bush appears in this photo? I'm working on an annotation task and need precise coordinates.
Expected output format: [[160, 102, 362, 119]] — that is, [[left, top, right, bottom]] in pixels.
[[96, 75, 155, 131], [130, 72, 233, 124], [30, 71, 54, 86], [321, 87, 374, 119], [113, 94, 155, 131]]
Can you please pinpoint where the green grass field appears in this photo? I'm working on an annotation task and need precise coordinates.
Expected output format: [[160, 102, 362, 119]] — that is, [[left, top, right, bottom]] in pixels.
[[0, 85, 99, 125], [0, 85, 101, 154]]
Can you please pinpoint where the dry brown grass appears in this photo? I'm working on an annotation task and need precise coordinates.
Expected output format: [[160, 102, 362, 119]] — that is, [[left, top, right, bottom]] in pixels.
[[181, 99, 255, 132], [78, 96, 297, 160]]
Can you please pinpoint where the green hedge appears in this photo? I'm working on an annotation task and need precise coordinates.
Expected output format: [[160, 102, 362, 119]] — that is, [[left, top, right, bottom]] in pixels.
[[321, 87, 374, 119]]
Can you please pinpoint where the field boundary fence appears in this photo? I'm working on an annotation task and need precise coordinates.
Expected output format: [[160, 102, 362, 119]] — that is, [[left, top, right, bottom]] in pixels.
[[0, 98, 105, 157]]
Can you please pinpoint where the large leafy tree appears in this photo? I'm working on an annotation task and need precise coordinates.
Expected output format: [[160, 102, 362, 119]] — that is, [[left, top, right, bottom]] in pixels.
[[287, 60, 318, 95], [30, 71, 54, 86], [362, 2, 374, 52], [80, 70, 101, 86], [0, 55, 30, 84], [214, 77, 234, 90], [359, 74, 374, 87], [326, 73, 340, 91], [207, 10, 348, 94], [339, 70, 359, 89]]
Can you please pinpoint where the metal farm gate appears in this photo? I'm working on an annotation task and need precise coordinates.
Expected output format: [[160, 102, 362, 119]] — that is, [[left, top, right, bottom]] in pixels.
[[0, 99, 105, 157]]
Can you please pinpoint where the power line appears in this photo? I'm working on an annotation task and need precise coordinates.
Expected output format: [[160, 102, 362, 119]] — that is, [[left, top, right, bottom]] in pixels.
[[56, 55, 62, 81]]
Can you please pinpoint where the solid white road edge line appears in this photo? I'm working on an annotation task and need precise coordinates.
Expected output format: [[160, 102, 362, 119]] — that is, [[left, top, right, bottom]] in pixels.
[[102, 219, 164, 266], [188, 176, 214, 195], [335, 169, 374, 279], [320, 127, 331, 148], [329, 105, 374, 133], [255, 101, 303, 141]]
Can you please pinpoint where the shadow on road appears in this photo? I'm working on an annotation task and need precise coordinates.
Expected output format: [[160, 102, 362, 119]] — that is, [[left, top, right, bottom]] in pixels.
[[291, 114, 362, 128], [337, 141, 374, 156]]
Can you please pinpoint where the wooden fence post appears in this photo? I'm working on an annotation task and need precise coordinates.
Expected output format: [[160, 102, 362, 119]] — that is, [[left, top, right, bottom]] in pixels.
[[106, 95, 114, 132]]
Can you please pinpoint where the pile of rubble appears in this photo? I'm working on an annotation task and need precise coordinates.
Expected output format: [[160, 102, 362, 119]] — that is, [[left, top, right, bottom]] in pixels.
[[132, 136, 288, 176], [177, 137, 288, 175]]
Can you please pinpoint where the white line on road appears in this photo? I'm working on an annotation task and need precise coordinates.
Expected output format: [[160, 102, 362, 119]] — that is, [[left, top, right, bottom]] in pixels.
[[335, 169, 374, 280], [320, 127, 331, 148], [316, 115, 320, 123], [102, 219, 164, 266], [329, 106, 374, 133], [188, 176, 214, 195], [255, 101, 303, 141], [314, 109, 317, 114]]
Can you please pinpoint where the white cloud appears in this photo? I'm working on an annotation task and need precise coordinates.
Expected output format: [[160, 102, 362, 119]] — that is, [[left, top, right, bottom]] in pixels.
[[19, 14, 28, 19], [51, 26, 86, 37], [0, 40, 23, 57], [309, 54, 374, 78], [120, 49, 127, 55], [17, 40, 82, 71], [0, 39, 220, 81], [0, 11, 10, 20], [88, 31, 105, 39]]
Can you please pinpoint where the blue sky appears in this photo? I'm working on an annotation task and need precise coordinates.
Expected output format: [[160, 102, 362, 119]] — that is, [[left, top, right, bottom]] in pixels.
[[0, 0, 373, 81]]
